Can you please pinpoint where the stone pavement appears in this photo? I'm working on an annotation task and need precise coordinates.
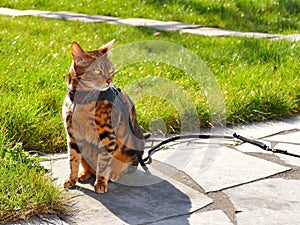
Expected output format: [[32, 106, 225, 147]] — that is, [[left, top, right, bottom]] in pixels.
[[9, 115, 300, 225], [0, 7, 300, 41]]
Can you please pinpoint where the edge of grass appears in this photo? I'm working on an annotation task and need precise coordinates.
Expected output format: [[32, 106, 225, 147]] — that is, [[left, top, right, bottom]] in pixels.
[[0, 141, 71, 224]]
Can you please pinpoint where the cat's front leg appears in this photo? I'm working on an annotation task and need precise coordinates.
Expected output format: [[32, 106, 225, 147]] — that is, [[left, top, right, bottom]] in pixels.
[[78, 157, 93, 181], [109, 153, 131, 182], [64, 147, 82, 188], [94, 151, 112, 193]]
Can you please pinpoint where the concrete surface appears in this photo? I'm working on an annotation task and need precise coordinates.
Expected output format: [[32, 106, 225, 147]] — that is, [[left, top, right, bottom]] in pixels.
[[225, 178, 300, 225], [152, 210, 233, 225], [47, 158, 213, 225], [152, 146, 290, 192], [9, 115, 299, 225]]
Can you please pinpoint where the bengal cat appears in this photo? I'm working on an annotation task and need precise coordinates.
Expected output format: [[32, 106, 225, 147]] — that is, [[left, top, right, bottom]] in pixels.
[[63, 40, 146, 193]]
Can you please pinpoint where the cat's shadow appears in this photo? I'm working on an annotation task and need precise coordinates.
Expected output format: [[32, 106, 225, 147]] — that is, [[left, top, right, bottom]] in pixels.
[[68, 169, 192, 225]]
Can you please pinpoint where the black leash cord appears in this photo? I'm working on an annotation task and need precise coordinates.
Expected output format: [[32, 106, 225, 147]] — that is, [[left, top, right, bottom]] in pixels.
[[233, 133, 268, 150], [233, 133, 300, 158], [140, 133, 300, 171], [143, 134, 234, 165]]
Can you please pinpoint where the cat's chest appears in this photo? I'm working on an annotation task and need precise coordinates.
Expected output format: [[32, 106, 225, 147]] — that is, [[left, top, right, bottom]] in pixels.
[[72, 100, 112, 123], [71, 100, 115, 144]]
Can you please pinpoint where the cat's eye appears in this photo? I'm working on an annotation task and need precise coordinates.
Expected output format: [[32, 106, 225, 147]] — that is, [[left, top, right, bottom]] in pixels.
[[94, 69, 101, 75]]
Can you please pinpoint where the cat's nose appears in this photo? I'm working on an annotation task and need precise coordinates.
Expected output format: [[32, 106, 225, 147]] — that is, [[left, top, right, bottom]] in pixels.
[[106, 78, 112, 84], [108, 74, 114, 83]]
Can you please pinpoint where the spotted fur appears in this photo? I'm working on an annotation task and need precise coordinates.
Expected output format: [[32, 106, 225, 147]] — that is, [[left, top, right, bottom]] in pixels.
[[63, 40, 145, 193]]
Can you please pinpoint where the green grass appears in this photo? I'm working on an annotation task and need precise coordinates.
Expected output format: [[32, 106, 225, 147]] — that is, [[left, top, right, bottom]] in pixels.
[[0, 15, 299, 153], [0, 141, 69, 224], [1, 0, 300, 34]]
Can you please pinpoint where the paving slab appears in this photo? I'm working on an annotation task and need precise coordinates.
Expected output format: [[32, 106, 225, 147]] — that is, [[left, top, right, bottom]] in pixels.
[[263, 130, 300, 145], [230, 124, 300, 160], [152, 146, 290, 192], [5, 215, 68, 225], [234, 141, 273, 154], [257, 130, 300, 166], [49, 157, 213, 225], [114, 18, 201, 31], [0, 8, 49, 16], [0, 8, 120, 23], [180, 27, 282, 39], [150, 210, 233, 225], [40, 12, 111, 23], [225, 178, 300, 225], [274, 34, 300, 42], [226, 116, 300, 139], [273, 143, 300, 167]]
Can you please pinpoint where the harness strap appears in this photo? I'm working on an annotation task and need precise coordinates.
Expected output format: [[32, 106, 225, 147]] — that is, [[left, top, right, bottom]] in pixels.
[[71, 87, 119, 106], [69, 86, 149, 172], [115, 89, 150, 173], [126, 111, 149, 173]]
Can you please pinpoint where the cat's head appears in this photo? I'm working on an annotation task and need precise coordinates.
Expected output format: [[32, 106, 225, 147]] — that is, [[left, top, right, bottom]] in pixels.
[[67, 40, 115, 92]]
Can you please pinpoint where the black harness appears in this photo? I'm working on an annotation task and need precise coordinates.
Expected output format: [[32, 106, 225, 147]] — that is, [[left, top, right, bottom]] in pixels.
[[69, 87, 119, 106], [69, 86, 149, 172]]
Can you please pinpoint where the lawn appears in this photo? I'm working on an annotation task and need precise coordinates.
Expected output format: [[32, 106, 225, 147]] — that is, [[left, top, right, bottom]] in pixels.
[[1, 0, 300, 34], [0, 1, 299, 223], [0, 15, 299, 153]]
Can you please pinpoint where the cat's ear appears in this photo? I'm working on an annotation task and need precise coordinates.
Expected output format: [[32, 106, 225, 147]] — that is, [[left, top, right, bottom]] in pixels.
[[98, 39, 115, 55], [71, 42, 94, 67]]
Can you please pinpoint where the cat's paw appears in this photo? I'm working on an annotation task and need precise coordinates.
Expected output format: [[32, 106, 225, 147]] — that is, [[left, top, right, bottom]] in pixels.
[[110, 167, 128, 182], [110, 172, 121, 182], [64, 178, 77, 188], [94, 180, 108, 193], [78, 171, 92, 182]]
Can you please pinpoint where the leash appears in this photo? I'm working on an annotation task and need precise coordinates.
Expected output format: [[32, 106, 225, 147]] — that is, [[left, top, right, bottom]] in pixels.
[[139, 132, 300, 172], [233, 133, 300, 158], [142, 134, 234, 165]]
